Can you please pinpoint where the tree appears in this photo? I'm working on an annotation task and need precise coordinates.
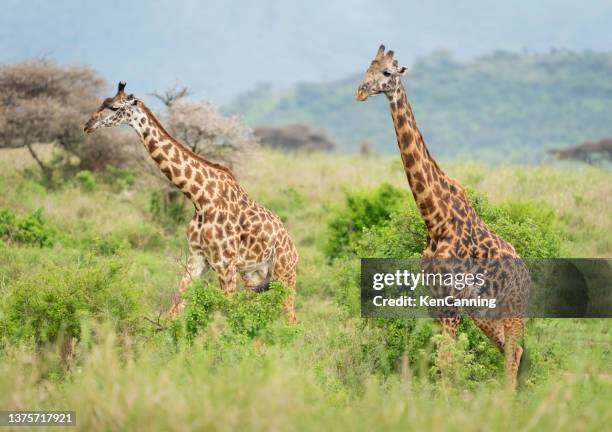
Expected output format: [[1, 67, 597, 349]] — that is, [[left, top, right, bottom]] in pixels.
[[548, 138, 612, 165], [254, 124, 336, 152], [153, 86, 258, 169], [0, 59, 136, 177]]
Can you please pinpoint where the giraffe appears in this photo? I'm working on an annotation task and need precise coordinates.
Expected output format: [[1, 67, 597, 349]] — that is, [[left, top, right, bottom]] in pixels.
[[84, 82, 298, 322], [356, 46, 529, 388]]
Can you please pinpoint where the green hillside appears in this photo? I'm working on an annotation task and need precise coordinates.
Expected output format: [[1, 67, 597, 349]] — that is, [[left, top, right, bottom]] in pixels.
[[228, 50, 612, 163]]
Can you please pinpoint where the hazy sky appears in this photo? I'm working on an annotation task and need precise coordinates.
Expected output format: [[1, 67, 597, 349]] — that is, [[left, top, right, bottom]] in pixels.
[[3, 0, 612, 102]]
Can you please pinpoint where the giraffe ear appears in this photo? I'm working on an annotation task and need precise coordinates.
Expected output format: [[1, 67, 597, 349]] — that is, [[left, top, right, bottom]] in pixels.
[[398, 66, 408, 75]]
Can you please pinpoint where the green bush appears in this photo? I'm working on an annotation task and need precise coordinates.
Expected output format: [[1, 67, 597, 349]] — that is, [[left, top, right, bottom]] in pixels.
[[325, 183, 408, 259], [468, 191, 562, 258], [352, 188, 562, 259], [90, 235, 129, 256], [329, 184, 565, 381], [226, 282, 290, 338], [0, 208, 54, 247], [75, 170, 97, 191], [174, 280, 291, 342], [0, 255, 142, 347]]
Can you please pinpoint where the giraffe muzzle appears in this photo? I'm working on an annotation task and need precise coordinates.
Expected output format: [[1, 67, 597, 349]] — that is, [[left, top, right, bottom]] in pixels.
[[356, 87, 368, 101], [83, 120, 96, 134]]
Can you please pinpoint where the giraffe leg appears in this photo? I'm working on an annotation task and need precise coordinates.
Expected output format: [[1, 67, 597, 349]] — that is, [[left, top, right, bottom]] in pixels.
[[473, 317, 524, 389], [282, 290, 297, 324], [436, 316, 460, 372], [218, 263, 237, 296], [166, 252, 208, 318], [472, 317, 505, 351], [439, 316, 460, 337], [503, 318, 524, 390], [274, 260, 298, 324]]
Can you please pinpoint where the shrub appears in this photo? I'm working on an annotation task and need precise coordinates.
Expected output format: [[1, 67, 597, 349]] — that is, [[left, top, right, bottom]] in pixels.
[[0, 208, 54, 247], [468, 191, 562, 258], [353, 188, 563, 259], [0, 255, 142, 348], [325, 183, 408, 259], [181, 281, 229, 342], [174, 280, 291, 342], [90, 235, 128, 256], [75, 170, 96, 191], [329, 184, 565, 380], [225, 282, 289, 338]]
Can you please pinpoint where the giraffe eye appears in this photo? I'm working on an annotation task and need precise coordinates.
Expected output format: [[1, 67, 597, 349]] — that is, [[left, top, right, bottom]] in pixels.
[[382, 70, 391, 77], [108, 106, 120, 112]]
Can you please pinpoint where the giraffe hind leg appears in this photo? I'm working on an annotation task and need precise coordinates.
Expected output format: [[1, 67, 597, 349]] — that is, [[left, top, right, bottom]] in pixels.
[[503, 318, 525, 390], [473, 317, 525, 390], [471, 317, 505, 351], [274, 261, 297, 324]]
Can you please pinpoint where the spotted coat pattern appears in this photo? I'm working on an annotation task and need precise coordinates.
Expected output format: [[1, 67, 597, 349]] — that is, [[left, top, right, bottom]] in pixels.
[[357, 46, 528, 388], [84, 83, 298, 322]]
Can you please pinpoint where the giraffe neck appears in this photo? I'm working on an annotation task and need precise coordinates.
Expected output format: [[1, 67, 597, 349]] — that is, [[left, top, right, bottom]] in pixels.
[[128, 103, 236, 210], [386, 85, 459, 236]]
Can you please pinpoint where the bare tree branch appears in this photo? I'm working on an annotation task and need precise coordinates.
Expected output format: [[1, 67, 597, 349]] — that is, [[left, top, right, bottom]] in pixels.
[[149, 85, 191, 108]]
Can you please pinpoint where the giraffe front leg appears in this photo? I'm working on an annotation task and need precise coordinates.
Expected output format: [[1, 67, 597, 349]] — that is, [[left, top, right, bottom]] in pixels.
[[218, 263, 237, 296], [166, 252, 208, 318], [436, 316, 460, 373]]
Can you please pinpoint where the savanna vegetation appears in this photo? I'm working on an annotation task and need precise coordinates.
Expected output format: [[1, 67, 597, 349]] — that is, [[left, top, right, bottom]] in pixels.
[[0, 144, 610, 430], [228, 50, 612, 163]]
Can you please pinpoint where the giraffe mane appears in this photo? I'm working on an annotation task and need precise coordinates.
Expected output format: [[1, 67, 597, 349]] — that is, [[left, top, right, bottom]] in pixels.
[[139, 103, 236, 179]]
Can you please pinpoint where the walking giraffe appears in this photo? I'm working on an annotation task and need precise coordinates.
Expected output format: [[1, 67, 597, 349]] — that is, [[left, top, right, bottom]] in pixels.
[[356, 46, 529, 388], [84, 82, 298, 322]]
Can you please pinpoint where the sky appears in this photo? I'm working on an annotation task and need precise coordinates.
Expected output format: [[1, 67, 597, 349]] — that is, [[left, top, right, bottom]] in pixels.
[[2, 0, 612, 103]]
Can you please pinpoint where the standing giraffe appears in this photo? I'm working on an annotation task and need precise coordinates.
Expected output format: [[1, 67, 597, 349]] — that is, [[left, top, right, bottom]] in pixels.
[[356, 46, 528, 388], [84, 82, 298, 322]]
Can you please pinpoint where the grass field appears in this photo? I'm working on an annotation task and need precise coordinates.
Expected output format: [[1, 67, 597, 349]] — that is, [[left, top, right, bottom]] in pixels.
[[0, 147, 610, 431]]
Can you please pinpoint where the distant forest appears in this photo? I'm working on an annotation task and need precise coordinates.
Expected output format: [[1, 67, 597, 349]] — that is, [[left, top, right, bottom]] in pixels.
[[227, 50, 612, 163]]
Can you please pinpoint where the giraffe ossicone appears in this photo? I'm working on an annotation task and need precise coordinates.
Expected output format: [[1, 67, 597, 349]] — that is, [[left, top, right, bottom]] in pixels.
[[84, 81, 298, 323]]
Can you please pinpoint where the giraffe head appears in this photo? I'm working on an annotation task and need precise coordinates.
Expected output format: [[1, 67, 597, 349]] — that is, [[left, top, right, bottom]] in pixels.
[[356, 45, 407, 101], [84, 81, 141, 133]]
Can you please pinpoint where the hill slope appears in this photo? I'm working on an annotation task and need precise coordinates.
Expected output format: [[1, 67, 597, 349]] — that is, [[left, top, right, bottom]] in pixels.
[[228, 50, 612, 163]]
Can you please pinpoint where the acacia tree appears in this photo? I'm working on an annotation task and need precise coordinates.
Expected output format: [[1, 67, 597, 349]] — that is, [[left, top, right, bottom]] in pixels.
[[152, 86, 258, 169], [548, 138, 612, 165], [0, 59, 135, 177]]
